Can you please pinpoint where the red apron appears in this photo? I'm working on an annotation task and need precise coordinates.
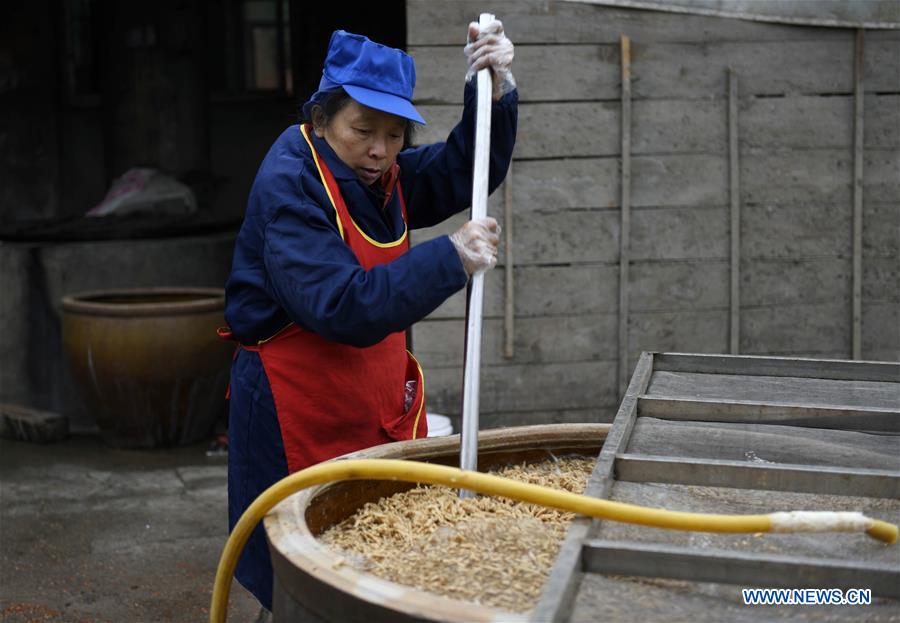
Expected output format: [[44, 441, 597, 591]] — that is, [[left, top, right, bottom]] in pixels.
[[234, 124, 427, 473]]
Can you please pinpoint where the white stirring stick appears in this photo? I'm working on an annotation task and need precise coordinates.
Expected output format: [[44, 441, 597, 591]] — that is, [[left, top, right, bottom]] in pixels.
[[459, 12, 495, 498]]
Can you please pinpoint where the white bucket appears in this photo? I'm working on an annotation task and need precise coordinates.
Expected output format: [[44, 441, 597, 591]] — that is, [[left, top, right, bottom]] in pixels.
[[426, 413, 453, 437]]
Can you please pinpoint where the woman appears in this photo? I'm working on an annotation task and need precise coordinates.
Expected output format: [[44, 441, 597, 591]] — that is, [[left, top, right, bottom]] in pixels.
[[223, 21, 517, 612]]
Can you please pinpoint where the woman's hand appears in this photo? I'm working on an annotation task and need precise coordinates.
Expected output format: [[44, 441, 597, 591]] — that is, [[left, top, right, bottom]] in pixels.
[[464, 19, 516, 100], [449, 217, 501, 275]]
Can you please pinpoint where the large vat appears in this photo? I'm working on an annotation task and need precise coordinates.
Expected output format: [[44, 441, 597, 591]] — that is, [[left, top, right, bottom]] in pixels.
[[265, 423, 610, 623]]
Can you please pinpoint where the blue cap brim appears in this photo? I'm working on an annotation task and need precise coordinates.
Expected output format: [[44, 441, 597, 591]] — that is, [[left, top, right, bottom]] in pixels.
[[343, 84, 426, 125]]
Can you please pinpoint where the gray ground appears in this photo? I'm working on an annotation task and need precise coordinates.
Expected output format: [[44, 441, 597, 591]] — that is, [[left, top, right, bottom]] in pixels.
[[0, 436, 259, 622]]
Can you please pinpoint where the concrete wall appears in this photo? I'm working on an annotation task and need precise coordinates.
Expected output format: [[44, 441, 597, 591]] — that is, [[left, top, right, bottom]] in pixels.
[[407, 0, 900, 430]]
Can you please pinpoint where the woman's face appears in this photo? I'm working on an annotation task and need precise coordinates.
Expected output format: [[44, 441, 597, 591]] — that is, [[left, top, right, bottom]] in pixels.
[[314, 100, 407, 186]]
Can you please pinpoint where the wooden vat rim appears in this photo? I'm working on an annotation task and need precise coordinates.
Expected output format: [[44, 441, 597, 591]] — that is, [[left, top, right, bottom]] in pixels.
[[266, 423, 610, 623]]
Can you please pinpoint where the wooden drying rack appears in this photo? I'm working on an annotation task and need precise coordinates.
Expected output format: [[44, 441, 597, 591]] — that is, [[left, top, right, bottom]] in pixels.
[[534, 351, 900, 622]]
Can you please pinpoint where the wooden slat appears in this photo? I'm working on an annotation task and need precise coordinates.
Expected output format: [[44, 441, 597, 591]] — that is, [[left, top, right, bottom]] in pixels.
[[411, 44, 620, 103], [742, 258, 851, 307], [864, 94, 900, 148], [863, 258, 900, 303], [645, 369, 900, 407], [413, 315, 618, 368], [853, 29, 866, 360], [477, 407, 619, 429], [500, 210, 620, 264], [745, 93, 900, 150], [863, 303, 900, 362], [626, 416, 900, 470], [618, 35, 632, 400], [629, 207, 728, 260], [628, 310, 729, 358], [640, 353, 868, 376], [594, 355, 666, 499], [499, 150, 896, 213], [862, 202, 900, 259], [633, 303, 895, 360], [629, 262, 729, 310], [410, 209, 468, 244], [511, 155, 727, 211], [728, 68, 740, 354], [407, 0, 856, 46], [424, 361, 620, 415], [865, 36, 900, 92], [503, 162, 515, 359], [422, 264, 620, 319], [531, 352, 654, 623], [418, 100, 718, 158], [615, 454, 900, 498], [411, 39, 900, 104], [414, 296, 871, 368], [414, 205, 895, 268], [637, 397, 900, 432], [519, 157, 894, 226], [742, 148, 899, 206], [741, 301, 851, 355], [415, 95, 900, 158], [581, 1, 900, 30], [652, 352, 900, 381], [740, 202, 852, 258], [743, 199, 898, 259], [862, 149, 900, 204], [581, 540, 900, 599], [422, 208, 726, 265], [509, 102, 620, 158], [530, 518, 590, 623]]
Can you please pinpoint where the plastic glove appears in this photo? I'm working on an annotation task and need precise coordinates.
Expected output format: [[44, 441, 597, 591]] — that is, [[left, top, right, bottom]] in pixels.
[[449, 217, 501, 275], [464, 19, 516, 100]]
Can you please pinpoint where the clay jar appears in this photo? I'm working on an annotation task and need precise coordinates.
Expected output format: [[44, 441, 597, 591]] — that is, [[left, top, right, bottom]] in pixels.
[[62, 287, 233, 448]]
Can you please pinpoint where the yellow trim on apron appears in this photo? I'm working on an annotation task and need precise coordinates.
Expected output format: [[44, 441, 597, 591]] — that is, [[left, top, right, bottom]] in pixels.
[[407, 351, 426, 440], [300, 124, 408, 249], [300, 124, 346, 241], [256, 322, 292, 346]]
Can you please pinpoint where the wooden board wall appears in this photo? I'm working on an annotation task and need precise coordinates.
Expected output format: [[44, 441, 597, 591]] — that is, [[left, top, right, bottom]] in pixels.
[[407, 0, 900, 430]]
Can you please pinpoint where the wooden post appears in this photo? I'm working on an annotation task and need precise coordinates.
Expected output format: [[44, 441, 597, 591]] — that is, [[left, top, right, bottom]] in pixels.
[[852, 29, 865, 360], [728, 68, 741, 354], [504, 161, 515, 359], [618, 35, 632, 399]]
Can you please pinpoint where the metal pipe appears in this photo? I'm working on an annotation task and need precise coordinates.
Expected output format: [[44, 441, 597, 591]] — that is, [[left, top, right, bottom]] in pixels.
[[459, 12, 495, 496]]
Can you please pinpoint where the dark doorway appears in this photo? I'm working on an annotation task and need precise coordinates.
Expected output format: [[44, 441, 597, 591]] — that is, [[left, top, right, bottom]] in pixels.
[[289, 2, 407, 111]]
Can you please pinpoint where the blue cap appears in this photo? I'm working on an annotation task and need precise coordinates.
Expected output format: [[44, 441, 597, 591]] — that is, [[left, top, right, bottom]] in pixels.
[[302, 31, 426, 125]]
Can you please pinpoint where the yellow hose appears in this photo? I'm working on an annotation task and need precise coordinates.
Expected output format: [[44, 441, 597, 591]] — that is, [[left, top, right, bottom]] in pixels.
[[210, 458, 897, 623]]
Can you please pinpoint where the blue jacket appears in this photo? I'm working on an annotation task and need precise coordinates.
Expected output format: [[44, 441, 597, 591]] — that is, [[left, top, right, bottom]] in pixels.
[[225, 84, 518, 345]]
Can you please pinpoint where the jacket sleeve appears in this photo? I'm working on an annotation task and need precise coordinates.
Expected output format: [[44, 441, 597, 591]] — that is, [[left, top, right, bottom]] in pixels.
[[262, 188, 468, 347], [398, 84, 518, 229]]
